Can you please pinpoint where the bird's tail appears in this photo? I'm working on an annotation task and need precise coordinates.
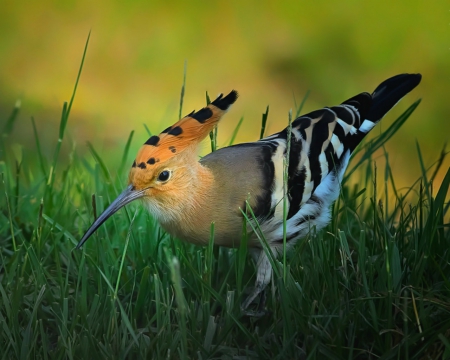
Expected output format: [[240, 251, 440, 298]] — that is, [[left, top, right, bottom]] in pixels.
[[341, 73, 421, 150], [366, 73, 422, 123]]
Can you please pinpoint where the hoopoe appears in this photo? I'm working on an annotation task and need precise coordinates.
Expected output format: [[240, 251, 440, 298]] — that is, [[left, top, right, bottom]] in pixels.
[[77, 73, 421, 313]]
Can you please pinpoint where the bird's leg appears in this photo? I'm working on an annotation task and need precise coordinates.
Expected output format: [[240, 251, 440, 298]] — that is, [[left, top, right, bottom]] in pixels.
[[241, 249, 272, 314], [257, 289, 267, 312]]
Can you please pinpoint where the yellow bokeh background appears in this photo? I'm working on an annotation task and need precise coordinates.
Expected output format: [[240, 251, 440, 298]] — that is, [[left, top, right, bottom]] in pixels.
[[1, 0, 448, 190]]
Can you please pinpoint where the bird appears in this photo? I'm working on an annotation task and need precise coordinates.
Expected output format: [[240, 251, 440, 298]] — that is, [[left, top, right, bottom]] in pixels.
[[76, 73, 421, 314]]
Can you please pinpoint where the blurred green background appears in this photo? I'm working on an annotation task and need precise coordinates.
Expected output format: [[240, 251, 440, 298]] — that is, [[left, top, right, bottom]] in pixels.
[[1, 0, 448, 190]]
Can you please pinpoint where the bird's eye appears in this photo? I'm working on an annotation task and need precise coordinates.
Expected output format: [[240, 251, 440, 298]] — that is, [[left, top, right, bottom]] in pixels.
[[157, 170, 171, 182]]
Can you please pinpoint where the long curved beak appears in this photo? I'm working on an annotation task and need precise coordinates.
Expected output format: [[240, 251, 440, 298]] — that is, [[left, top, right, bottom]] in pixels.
[[76, 185, 145, 249]]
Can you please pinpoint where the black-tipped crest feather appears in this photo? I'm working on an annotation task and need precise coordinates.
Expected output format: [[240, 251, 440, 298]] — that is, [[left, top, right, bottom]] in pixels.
[[211, 90, 239, 111]]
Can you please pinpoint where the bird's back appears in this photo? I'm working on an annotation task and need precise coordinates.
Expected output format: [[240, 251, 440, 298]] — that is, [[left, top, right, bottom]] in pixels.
[[201, 74, 421, 249]]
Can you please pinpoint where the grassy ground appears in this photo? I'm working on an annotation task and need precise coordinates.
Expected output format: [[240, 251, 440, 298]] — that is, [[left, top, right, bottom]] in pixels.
[[1, 48, 450, 359]]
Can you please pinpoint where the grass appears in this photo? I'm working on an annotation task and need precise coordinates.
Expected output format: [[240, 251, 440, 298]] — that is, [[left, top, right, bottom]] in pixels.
[[1, 45, 450, 359]]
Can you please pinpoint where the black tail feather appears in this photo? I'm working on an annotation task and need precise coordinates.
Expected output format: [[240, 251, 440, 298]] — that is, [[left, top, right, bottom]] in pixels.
[[367, 73, 422, 122]]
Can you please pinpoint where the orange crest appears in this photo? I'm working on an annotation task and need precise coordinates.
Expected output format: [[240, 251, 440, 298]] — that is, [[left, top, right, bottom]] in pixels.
[[130, 90, 238, 171]]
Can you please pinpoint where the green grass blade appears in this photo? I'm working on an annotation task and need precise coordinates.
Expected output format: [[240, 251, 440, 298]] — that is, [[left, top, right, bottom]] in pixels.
[[114, 210, 137, 299], [45, 32, 90, 195], [178, 60, 187, 120], [119, 130, 134, 176], [167, 253, 188, 359], [31, 117, 47, 178], [283, 109, 293, 282], [415, 140, 430, 200], [294, 89, 310, 118], [260, 105, 269, 139], [42, 214, 78, 246], [228, 116, 244, 146], [1, 173, 17, 251], [95, 265, 139, 345], [2, 100, 21, 136], [86, 142, 116, 190]]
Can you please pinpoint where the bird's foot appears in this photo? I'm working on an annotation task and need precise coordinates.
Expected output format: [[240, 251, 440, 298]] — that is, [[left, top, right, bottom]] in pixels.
[[241, 308, 266, 317], [241, 289, 267, 317]]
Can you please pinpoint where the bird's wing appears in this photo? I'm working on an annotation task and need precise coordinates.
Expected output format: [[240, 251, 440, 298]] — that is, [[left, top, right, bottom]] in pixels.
[[250, 92, 371, 224], [250, 73, 421, 227]]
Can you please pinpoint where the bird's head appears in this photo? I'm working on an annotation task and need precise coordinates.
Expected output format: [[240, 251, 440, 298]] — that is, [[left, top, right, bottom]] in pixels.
[[76, 90, 238, 249]]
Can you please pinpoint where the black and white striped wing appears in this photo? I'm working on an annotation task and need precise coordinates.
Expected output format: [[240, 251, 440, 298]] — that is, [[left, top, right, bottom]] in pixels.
[[256, 73, 421, 243], [255, 93, 372, 242], [285, 92, 373, 217]]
